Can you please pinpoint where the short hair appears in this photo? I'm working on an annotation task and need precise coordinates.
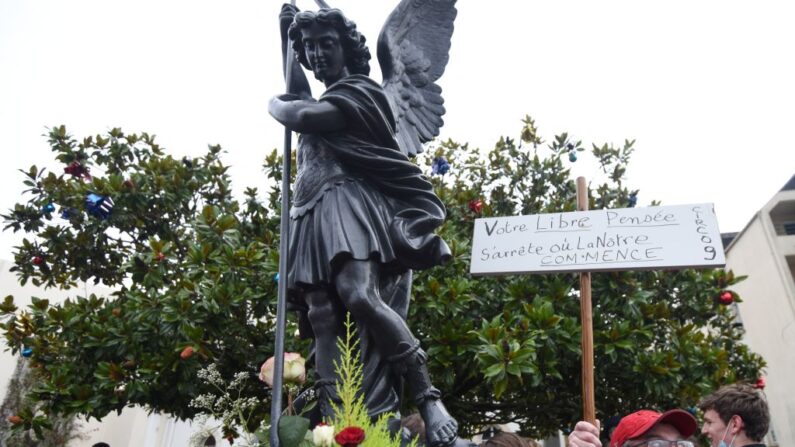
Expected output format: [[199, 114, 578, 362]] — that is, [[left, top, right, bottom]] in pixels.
[[288, 8, 371, 76], [481, 432, 534, 447], [698, 383, 770, 441], [401, 412, 425, 442]]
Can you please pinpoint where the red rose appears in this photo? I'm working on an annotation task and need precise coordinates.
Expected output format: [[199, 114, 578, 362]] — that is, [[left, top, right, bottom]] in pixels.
[[335, 426, 365, 447], [180, 346, 195, 360]]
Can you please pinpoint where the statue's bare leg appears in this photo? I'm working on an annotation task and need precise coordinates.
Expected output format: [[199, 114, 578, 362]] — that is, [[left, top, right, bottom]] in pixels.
[[335, 259, 458, 447], [305, 288, 345, 419]]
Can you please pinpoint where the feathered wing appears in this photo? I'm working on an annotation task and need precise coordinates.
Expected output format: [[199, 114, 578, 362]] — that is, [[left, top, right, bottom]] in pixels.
[[377, 0, 457, 157]]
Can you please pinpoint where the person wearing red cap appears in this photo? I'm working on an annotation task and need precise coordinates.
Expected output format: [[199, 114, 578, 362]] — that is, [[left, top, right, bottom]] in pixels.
[[568, 409, 698, 447]]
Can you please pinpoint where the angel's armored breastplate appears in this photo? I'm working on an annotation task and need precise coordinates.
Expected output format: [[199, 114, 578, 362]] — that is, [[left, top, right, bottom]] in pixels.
[[292, 134, 348, 211]]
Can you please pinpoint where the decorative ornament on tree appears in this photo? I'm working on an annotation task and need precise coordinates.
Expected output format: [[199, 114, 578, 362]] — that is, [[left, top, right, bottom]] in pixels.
[[60, 207, 78, 220], [85, 193, 114, 219], [155, 252, 166, 262], [754, 377, 766, 389], [335, 426, 366, 447], [180, 346, 195, 360], [274, 272, 280, 283], [123, 179, 135, 189], [64, 161, 90, 179], [469, 199, 483, 214], [41, 203, 56, 214], [32, 256, 44, 266], [628, 192, 638, 208], [431, 156, 451, 176], [21, 347, 33, 358], [7, 415, 23, 425], [568, 151, 577, 162], [718, 291, 733, 305]]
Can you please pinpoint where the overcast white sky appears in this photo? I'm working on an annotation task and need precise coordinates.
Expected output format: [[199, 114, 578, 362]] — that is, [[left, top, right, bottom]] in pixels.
[[1, 0, 794, 259]]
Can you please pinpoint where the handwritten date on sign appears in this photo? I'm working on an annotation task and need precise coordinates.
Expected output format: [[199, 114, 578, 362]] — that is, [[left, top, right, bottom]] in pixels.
[[471, 204, 725, 275]]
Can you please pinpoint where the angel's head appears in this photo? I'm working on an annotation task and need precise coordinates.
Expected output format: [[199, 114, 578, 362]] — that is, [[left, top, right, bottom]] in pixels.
[[289, 8, 371, 83]]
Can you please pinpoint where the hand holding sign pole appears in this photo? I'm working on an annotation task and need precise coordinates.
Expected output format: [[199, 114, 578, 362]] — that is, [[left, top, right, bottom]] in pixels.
[[577, 176, 596, 424]]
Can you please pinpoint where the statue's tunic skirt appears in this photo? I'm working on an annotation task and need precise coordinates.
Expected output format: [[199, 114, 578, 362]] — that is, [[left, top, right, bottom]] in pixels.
[[288, 175, 400, 289]]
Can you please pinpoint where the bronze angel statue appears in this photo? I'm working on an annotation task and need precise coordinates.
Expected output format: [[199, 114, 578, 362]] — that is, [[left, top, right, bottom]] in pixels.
[[268, 1, 460, 445]]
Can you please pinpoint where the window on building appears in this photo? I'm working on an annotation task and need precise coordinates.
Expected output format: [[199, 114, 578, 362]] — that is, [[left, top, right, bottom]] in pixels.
[[769, 200, 795, 235]]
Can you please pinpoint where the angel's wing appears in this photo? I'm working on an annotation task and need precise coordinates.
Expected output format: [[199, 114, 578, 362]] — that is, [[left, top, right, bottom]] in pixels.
[[377, 0, 457, 157]]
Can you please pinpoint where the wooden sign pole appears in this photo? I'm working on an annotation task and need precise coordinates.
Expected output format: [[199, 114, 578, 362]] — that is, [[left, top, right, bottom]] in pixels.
[[576, 176, 596, 424]]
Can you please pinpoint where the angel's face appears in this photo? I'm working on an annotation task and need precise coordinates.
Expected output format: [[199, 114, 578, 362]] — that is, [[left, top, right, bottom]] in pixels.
[[301, 23, 349, 85]]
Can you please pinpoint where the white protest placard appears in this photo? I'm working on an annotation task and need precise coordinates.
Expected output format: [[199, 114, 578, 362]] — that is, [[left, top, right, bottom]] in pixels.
[[470, 203, 725, 275]]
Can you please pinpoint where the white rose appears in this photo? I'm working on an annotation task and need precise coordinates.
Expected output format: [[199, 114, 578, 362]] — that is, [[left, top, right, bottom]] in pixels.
[[259, 352, 306, 387], [283, 352, 306, 385], [312, 424, 335, 447]]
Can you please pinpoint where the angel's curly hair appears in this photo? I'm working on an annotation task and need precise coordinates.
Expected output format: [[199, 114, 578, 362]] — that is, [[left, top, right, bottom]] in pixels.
[[288, 8, 371, 76]]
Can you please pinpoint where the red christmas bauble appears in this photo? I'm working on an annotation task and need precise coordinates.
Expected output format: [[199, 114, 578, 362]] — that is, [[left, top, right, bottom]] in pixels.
[[32, 256, 44, 266], [755, 377, 766, 389], [469, 199, 483, 214], [718, 291, 733, 305], [180, 346, 195, 360], [7, 415, 22, 425]]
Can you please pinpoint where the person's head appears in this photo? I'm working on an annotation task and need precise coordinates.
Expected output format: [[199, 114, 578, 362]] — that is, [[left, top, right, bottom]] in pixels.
[[610, 409, 698, 447], [401, 412, 425, 443], [698, 383, 769, 446], [480, 432, 531, 447], [603, 415, 623, 442], [288, 8, 371, 84]]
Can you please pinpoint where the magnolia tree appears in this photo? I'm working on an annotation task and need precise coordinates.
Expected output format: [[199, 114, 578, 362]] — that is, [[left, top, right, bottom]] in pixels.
[[1, 119, 764, 441]]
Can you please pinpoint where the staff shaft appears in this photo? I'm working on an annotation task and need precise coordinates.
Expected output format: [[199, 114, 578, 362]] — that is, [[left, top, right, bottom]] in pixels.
[[270, 1, 297, 445], [577, 176, 596, 424]]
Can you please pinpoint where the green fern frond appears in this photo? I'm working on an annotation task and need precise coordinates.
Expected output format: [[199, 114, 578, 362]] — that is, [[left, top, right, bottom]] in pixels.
[[329, 314, 408, 447]]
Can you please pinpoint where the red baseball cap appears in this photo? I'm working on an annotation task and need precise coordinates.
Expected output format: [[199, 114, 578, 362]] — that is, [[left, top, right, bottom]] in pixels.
[[610, 409, 698, 447]]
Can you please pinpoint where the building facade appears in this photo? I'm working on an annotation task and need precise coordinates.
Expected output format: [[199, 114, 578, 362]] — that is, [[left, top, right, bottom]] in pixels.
[[724, 174, 795, 447]]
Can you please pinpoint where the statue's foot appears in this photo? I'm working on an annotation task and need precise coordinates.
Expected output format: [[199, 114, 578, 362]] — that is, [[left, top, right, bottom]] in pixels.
[[419, 398, 458, 447]]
